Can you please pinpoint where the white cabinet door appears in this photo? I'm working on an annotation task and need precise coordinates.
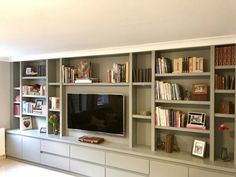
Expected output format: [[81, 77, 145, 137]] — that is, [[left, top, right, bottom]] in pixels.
[[150, 160, 188, 177], [70, 159, 105, 177], [106, 152, 149, 174], [22, 136, 40, 163], [189, 168, 234, 177], [6, 134, 22, 158], [41, 140, 69, 157], [106, 168, 146, 177], [70, 145, 105, 164], [41, 153, 69, 171]]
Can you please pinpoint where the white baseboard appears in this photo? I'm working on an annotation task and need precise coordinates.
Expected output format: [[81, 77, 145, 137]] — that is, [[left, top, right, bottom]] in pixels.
[[0, 155, 6, 160]]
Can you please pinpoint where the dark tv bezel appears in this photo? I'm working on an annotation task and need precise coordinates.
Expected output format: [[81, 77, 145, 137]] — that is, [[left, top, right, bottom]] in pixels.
[[67, 93, 126, 137]]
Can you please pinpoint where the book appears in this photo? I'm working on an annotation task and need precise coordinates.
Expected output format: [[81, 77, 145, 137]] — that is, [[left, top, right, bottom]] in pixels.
[[74, 78, 98, 83]]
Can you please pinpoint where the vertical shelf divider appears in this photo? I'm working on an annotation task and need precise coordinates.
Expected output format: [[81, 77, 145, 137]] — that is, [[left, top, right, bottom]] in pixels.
[[59, 58, 63, 137], [151, 51, 156, 151], [210, 46, 215, 162], [234, 54, 236, 165], [129, 53, 133, 148]]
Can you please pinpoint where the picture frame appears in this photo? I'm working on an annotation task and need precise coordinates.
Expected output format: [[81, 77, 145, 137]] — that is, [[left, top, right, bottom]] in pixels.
[[192, 83, 208, 94], [35, 99, 43, 110], [20, 116, 32, 131], [192, 139, 206, 158], [187, 112, 206, 126]]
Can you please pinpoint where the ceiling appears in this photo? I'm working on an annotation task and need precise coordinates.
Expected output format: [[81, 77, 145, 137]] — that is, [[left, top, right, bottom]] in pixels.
[[0, 0, 236, 59]]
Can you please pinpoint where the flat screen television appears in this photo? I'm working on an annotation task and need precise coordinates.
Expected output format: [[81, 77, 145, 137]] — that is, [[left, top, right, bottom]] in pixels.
[[67, 93, 125, 136]]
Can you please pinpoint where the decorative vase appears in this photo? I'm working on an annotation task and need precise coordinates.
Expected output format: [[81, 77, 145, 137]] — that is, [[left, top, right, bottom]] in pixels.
[[52, 124, 59, 135], [220, 147, 230, 161]]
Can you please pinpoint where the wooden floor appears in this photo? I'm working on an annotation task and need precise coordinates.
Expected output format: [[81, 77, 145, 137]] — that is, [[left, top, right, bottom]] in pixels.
[[0, 159, 80, 177]]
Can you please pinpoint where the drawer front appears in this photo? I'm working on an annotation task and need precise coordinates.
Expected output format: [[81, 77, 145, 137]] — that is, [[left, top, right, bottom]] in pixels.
[[41, 153, 69, 171], [41, 140, 69, 157], [106, 168, 146, 177], [150, 160, 188, 177], [22, 136, 40, 163], [106, 152, 149, 174], [70, 159, 105, 177], [70, 145, 105, 164], [189, 168, 234, 177]]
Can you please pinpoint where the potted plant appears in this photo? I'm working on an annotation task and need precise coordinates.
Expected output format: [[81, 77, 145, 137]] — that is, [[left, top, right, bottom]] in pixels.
[[49, 113, 59, 135]]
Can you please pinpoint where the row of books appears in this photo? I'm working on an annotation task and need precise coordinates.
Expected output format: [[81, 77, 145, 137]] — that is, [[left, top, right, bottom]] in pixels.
[[215, 45, 236, 66], [22, 85, 46, 96], [22, 101, 46, 115], [14, 104, 20, 116], [109, 62, 129, 83], [172, 57, 204, 73], [132, 68, 151, 82], [62, 65, 78, 83], [155, 107, 187, 127], [37, 65, 46, 76], [155, 81, 182, 100], [155, 57, 204, 74], [215, 74, 235, 90]]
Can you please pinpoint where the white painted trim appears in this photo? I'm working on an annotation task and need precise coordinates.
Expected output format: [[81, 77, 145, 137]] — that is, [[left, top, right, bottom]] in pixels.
[[9, 34, 236, 61], [0, 57, 10, 62]]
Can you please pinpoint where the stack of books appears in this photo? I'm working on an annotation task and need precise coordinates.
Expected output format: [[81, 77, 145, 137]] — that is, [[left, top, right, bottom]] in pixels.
[[155, 81, 182, 100], [215, 45, 236, 66]]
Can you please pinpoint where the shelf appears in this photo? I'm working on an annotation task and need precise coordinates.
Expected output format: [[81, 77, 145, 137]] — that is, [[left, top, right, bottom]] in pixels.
[[48, 109, 60, 112], [215, 113, 236, 119], [155, 72, 211, 77], [215, 90, 235, 94], [48, 82, 60, 86], [156, 126, 210, 134], [14, 115, 20, 118], [63, 82, 130, 86], [22, 76, 47, 80], [215, 65, 235, 70], [13, 101, 20, 104], [22, 113, 46, 117], [22, 95, 46, 98], [132, 114, 152, 120], [132, 82, 152, 86], [155, 100, 210, 105]]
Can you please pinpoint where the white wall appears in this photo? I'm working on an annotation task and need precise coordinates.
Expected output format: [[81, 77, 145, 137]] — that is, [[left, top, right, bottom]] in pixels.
[[0, 128, 5, 156], [0, 61, 10, 129]]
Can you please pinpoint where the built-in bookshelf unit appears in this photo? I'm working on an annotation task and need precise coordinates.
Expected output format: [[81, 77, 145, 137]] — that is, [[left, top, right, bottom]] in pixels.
[[10, 44, 236, 170]]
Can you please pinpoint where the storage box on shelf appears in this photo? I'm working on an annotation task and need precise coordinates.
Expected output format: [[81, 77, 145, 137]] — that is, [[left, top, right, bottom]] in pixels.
[[154, 47, 212, 160]]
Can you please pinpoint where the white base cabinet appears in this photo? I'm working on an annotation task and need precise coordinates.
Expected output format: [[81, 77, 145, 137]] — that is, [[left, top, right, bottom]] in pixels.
[[6, 133, 236, 177], [189, 168, 235, 177], [6, 134, 22, 158], [150, 160, 188, 177], [22, 136, 40, 163], [106, 168, 146, 177]]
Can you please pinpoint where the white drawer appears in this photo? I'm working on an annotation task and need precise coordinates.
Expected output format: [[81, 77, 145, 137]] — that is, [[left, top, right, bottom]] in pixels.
[[106, 152, 149, 174], [150, 160, 188, 177], [41, 153, 69, 171], [70, 145, 105, 164], [41, 140, 69, 157], [70, 159, 105, 177], [189, 168, 234, 177], [106, 168, 146, 177]]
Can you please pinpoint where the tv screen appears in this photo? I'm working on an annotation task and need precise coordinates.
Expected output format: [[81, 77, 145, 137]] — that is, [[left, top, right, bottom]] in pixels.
[[67, 93, 125, 136]]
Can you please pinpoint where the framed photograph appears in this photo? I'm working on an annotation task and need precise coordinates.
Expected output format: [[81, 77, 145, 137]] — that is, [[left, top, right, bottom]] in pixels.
[[192, 140, 206, 157], [20, 116, 32, 131], [187, 112, 206, 126], [35, 99, 43, 110], [192, 83, 208, 94]]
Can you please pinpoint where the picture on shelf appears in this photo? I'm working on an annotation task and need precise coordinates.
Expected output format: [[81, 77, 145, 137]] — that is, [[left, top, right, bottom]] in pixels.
[[186, 112, 206, 130], [35, 99, 43, 110], [192, 139, 206, 158], [20, 116, 32, 131]]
